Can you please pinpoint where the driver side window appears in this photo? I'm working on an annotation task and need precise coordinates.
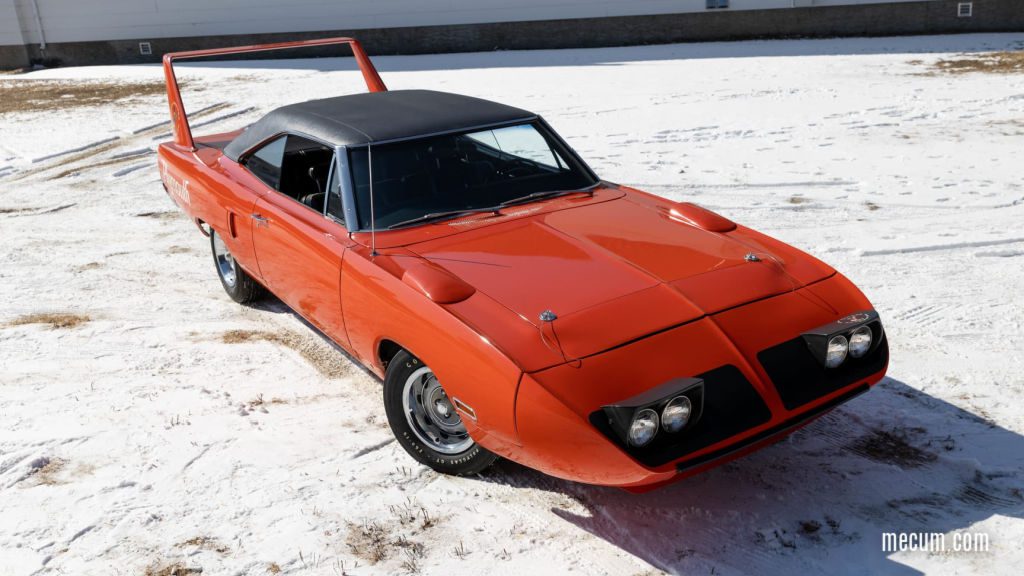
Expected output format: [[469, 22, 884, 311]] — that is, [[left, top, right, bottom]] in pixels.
[[246, 136, 286, 190], [245, 134, 335, 213]]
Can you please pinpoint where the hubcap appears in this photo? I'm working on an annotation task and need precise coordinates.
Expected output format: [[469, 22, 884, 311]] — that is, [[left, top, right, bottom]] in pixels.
[[212, 232, 237, 288], [402, 366, 472, 454]]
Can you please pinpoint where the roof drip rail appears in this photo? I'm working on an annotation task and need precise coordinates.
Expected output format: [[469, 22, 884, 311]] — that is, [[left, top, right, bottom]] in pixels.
[[162, 37, 387, 150]]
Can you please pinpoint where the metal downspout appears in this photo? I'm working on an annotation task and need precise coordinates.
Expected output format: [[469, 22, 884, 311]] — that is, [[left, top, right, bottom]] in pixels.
[[30, 0, 46, 50]]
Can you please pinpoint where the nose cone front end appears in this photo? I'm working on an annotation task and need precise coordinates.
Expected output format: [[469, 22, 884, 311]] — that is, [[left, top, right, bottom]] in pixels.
[[511, 273, 889, 489]]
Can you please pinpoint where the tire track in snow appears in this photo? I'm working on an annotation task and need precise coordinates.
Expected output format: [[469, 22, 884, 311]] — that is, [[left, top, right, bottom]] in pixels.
[[861, 236, 1024, 256]]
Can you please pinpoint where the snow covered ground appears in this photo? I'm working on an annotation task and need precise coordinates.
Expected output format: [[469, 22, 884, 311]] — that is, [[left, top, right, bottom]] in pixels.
[[2, 33, 1023, 575]]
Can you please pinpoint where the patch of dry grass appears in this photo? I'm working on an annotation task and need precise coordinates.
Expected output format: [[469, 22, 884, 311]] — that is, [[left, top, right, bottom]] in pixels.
[[0, 79, 166, 114], [221, 329, 350, 378], [788, 196, 811, 205], [346, 521, 391, 564], [26, 456, 65, 485], [9, 312, 90, 329], [925, 51, 1024, 75], [143, 562, 202, 576], [177, 536, 229, 554]]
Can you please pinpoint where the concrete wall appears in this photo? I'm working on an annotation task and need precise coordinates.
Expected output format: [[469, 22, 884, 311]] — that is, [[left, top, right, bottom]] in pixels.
[[0, 0, 27, 67], [2, 0, 1021, 69], [8, 1, 932, 45]]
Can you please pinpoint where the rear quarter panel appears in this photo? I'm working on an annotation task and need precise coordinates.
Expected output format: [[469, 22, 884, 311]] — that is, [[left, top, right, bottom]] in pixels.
[[157, 143, 262, 277]]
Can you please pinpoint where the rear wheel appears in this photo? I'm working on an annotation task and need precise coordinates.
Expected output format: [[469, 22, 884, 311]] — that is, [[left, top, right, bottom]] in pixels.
[[383, 350, 497, 475], [210, 230, 262, 303]]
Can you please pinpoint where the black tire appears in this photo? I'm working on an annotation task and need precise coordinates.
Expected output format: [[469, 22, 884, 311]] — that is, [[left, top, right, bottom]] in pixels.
[[210, 229, 262, 304], [383, 350, 498, 476]]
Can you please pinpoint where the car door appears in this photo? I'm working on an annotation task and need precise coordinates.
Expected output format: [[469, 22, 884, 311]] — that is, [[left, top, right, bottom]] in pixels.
[[242, 134, 353, 349], [213, 140, 286, 280]]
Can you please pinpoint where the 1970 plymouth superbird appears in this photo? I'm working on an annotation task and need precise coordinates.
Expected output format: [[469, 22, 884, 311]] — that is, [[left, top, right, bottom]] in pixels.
[[157, 38, 888, 491]]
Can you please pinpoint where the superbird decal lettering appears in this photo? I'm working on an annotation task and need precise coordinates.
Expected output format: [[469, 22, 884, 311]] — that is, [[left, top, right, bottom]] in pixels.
[[159, 158, 191, 207]]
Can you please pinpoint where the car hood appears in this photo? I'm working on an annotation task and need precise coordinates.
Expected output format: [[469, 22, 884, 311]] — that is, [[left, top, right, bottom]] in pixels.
[[410, 195, 835, 364]]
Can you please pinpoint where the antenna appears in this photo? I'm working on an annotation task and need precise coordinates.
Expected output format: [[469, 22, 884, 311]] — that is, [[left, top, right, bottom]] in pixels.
[[368, 144, 377, 257]]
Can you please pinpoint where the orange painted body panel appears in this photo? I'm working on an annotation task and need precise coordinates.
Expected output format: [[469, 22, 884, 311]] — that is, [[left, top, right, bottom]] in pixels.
[[514, 274, 885, 488], [252, 192, 352, 348], [157, 39, 889, 489]]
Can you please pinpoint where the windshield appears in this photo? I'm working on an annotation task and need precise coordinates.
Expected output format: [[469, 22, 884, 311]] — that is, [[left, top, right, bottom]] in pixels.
[[349, 122, 597, 230]]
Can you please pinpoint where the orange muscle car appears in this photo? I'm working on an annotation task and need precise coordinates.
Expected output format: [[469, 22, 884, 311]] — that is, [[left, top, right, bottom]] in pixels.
[[157, 38, 888, 491]]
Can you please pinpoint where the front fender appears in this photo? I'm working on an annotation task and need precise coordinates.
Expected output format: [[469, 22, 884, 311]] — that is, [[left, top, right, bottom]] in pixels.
[[340, 245, 524, 450]]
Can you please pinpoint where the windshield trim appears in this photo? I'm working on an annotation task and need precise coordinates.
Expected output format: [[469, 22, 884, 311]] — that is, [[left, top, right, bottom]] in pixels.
[[351, 116, 538, 148]]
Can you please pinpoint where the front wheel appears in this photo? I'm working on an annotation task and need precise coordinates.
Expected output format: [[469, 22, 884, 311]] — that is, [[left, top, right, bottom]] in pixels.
[[383, 350, 498, 475], [210, 229, 262, 304]]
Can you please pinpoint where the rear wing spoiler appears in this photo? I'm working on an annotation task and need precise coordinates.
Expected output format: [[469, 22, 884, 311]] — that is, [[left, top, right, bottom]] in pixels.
[[162, 37, 387, 150]]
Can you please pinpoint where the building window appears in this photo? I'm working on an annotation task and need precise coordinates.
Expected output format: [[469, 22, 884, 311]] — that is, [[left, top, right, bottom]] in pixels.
[[706, 0, 729, 9], [958, 2, 973, 17]]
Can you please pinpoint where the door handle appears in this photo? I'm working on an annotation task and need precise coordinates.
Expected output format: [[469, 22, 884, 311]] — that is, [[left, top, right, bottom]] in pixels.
[[251, 213, 270, 227]]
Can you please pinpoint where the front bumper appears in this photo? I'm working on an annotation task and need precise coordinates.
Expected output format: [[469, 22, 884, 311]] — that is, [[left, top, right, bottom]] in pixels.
[[511, 274, 889, 489]]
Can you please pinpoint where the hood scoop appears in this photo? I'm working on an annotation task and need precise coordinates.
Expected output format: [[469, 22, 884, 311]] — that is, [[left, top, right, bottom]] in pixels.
[[666, 202, 736, 233], [401, 259, 476, 304]]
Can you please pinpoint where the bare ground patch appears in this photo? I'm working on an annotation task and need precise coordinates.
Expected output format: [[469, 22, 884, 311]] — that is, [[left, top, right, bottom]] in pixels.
[[9, 141, 123, 182], [48, 152, 154, 181], [847, 428, 938, 468], [221, 329, 352, 378], [921, 51, 1024, 75], [345, 520, 427, 567], [0, 203, 76, 216], [135, 210, 183, 220], [8, 312, 90, 329], [72, 262, 103, 273], [0, 79, 166, 115], [177, 536, 230, 554], [143, 562, 202, 576], [23, 456, 66, 485]]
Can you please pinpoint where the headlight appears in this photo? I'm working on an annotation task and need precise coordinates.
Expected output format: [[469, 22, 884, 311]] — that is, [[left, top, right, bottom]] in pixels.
[[661, 395, 692, 433], [628, 409, 659, 447], [596, 377, 704, 451], [801, 310, 882, 369], [848, 326, 872, 358], [825, 335, 848, 368]]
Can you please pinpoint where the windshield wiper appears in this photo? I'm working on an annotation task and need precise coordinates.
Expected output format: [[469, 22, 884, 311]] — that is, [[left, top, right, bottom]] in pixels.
[[386, 207, 498, 230], [498, 189, 583, 208], [386, 187, 596, 230]]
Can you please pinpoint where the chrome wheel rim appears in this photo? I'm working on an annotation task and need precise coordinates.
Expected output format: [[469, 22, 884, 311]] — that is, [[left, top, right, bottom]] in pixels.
[[402, 366, 472, 454], [212, 232, 237, 288]]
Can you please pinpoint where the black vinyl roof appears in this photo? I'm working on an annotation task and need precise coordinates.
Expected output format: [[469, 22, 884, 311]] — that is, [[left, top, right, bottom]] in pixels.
[[223, 89, 535, 160]]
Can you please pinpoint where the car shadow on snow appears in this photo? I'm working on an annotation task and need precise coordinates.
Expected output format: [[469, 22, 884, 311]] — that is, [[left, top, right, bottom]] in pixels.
[[481, 377, 1024, 575]]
